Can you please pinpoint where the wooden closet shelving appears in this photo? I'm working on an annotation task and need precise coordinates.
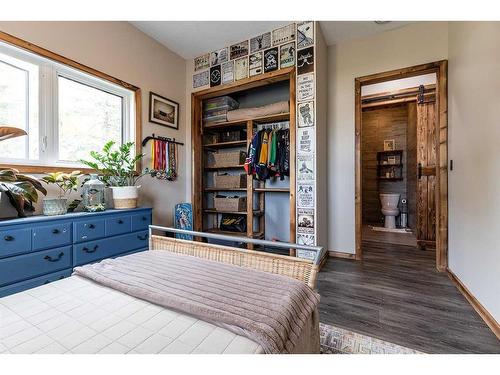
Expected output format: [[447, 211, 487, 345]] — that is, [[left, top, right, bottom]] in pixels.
[[191, 67, 296, 249]]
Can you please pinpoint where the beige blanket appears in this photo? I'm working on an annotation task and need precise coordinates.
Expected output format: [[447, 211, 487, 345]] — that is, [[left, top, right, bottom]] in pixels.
[[226, 101, 289, 122], [73, 251, 320, 354]]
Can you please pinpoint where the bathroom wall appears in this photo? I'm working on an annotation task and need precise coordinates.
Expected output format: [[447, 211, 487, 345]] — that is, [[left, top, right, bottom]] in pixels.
[[361, 105, 408, 225], [0, 22, 187, 226]]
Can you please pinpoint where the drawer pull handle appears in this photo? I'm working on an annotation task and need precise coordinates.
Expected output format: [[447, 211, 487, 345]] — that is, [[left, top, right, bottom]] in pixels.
[[4, 235, 14, 242], [83, 245, 99, 253], [137, 234, 148, 241], [142, 216, 147, 221], [88, 224, 95, 229], [52, 229, 60, 234], [44, 252, 64, 262], [118, 219, 124, 224]]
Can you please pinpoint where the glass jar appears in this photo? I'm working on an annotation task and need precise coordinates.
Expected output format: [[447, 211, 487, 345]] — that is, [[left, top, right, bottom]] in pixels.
[[82, 174, 106, 212]]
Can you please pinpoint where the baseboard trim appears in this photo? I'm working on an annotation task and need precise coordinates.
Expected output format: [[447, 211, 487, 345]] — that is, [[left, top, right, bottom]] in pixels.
[[328, 250, 356, 260], [447, 268, 500, 339]]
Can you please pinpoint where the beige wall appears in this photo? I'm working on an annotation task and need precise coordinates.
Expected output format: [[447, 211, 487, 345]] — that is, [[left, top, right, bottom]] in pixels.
[[326, 22, 449, 254], [0, 22, 187, 225], [448, 22, 500, 321]]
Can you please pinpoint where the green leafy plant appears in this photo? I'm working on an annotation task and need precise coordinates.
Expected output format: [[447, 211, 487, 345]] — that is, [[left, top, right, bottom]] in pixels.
[[41, 171, 82, 198], [0, 126, 47, 217], [0, 168, 47, 218], [80, 141, 145, 186]]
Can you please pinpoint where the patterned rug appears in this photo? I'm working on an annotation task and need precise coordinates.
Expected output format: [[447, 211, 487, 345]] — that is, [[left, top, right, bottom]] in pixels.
[[319, 323, 423, 354]]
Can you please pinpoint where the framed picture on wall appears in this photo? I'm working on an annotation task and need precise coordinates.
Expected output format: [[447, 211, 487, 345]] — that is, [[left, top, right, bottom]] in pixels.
[[383, 139, 395, 151], [149, 92, 179, 130]]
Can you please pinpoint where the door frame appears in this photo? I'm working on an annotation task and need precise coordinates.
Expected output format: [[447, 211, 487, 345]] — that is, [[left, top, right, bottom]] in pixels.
[[354, 60, 448, 271]]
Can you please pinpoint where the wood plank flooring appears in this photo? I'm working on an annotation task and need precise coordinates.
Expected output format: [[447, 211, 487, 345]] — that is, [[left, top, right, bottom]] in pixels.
[[317, 240, 500, 353]]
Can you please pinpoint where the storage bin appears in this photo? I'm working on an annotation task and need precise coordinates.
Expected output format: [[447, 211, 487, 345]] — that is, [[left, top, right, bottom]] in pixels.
[[220, 130, 246, 142], [214, 196, 246, 212], [214, 174, 246, 189], [206, 151, 246, 168], [203, 96, 239, 111]]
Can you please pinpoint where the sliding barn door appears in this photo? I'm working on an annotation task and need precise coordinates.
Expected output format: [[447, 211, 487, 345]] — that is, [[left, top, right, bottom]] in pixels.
[[416, 100, 437, 249]]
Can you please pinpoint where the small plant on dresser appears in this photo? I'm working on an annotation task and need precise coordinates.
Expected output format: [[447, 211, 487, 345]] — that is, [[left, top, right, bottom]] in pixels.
[[80, 141, 145, 209], [41, 171, 82, 216]]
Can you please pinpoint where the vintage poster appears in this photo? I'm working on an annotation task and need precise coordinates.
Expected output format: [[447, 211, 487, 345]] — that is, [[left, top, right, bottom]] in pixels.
[[250, 32, 271, 53], [272, 24, 295, 46], [297, 183, 315, 208], [249, 51, 263, 76], [297, 154, 315, 181], [297, 233, 316, 247], [234, 57, 248, 81], [263, 47, 279, 73], [297, 208, 315, 234], [298, 127, 315, 154], [194, 53, 210, 71], [210, 47, 228, 66], [297, 248, 317, 260], [297, 21, 314, 49], [297, 47, 314, 75], [279, 42, 295, 69], [298, 101, 314, 128], [193, 70, 209, 88], [209, 65, 221, 87], [297, 73, 315, 101], [230, 40, 249, 60], [221, 61, 234, 85], [174, 203, 193, 240]]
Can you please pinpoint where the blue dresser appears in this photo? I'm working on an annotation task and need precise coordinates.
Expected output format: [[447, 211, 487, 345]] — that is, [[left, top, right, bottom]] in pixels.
[[0, 207, 152, 297]]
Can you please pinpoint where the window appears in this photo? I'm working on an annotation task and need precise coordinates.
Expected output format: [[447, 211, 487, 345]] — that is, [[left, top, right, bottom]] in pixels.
[[0, 40, 136, 170]]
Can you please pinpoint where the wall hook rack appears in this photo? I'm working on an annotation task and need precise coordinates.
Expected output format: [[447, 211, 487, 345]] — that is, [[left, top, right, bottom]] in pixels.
[[141, 133, 184, 147]]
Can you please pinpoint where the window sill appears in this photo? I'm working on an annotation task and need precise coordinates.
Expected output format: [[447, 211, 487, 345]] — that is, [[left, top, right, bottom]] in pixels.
[[0, 163, 95, 175]]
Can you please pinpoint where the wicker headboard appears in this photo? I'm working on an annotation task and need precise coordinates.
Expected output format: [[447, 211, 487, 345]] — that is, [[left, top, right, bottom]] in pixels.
[[149, 235, 320, 289]]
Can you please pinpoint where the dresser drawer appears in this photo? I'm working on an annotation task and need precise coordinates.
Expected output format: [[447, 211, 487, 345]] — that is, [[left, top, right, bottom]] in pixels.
[[131, 213, 151, 232], [0, 269, 72, 298], [0, 228, 32, 259], [105, 215, 132, 236], [74, 219, 105, 243], [32, 223, 71, 251], [0, 245, 72, 286], [73, 230, 148, 266]]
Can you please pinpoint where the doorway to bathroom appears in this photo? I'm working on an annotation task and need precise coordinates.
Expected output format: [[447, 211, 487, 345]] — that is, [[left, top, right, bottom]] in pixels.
[[354, 61, 448, 271]]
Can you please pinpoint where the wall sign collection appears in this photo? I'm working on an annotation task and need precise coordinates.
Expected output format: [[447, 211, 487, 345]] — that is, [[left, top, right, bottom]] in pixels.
[[192, 21, 319, 260]]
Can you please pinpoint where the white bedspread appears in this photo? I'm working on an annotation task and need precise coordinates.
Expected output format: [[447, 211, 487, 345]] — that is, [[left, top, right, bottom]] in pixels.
[[0, 276, 263, 354]]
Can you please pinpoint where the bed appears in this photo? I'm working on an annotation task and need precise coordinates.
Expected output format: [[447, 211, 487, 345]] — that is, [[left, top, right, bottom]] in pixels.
[[0, 226, 324, 354]]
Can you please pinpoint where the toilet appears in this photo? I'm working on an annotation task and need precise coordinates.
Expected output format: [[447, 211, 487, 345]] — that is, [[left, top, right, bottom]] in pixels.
[[380, 193, 400, 229]]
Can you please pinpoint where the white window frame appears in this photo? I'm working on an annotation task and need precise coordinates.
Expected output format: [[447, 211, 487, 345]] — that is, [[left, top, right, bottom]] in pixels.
[[0, 40, 136, 169]]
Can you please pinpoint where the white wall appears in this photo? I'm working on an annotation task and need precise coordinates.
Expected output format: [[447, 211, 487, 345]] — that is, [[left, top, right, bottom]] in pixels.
[[0, 22, 187, 226], [326, 22, 449, 253], [448, 22, 500, 321]]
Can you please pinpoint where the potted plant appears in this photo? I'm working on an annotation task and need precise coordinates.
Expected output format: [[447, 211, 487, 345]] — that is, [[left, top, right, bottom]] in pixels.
[[0, 126, 47, 218], [41, 171, 81, 216], [80, 141, 144, 209]]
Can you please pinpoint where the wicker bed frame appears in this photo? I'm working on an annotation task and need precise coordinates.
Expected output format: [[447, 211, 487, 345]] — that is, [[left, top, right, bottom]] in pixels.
[[149, 225, 324, 289]]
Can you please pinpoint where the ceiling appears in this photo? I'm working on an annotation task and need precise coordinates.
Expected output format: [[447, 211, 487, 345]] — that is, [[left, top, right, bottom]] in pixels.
[[130, 21, 413, 59]]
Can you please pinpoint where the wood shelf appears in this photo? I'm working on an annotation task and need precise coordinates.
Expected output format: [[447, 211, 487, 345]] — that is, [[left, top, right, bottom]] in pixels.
[[204, 165, 245, 170], [203, 209, 264, 216], [378, 177, 404, 181], [203, 140, 247, 149], [205, 228, 264, 239], [203, 112, 290, 130], [377, 163, 403, 168]]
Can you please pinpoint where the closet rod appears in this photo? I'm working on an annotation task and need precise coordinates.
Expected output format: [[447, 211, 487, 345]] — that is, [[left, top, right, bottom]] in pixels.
[[141, 133, 184, 147]]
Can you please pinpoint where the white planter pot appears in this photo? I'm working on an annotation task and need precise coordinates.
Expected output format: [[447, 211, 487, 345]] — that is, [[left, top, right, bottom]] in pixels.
[[110, 186, 140, 209], [42, 198, 68, 216]]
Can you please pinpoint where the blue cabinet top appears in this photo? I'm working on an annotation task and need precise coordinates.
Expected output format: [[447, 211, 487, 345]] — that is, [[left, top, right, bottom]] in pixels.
[[0, 207, 152, 228]]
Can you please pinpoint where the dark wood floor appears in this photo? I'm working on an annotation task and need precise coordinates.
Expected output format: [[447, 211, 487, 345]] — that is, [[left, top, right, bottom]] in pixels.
[[317, 240, 500, 353]]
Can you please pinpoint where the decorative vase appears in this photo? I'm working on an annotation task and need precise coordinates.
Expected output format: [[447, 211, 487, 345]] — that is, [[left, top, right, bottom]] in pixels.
[[82, 174, 106, 212], [110, 186, 140, 209], [42, 198, 68, 216]]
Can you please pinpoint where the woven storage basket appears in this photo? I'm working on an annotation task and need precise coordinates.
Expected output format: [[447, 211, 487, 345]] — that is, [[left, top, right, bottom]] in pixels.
[[214, 196, 246, 212], [206, 151, 246, 168], [214, 174, 246, 189]]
